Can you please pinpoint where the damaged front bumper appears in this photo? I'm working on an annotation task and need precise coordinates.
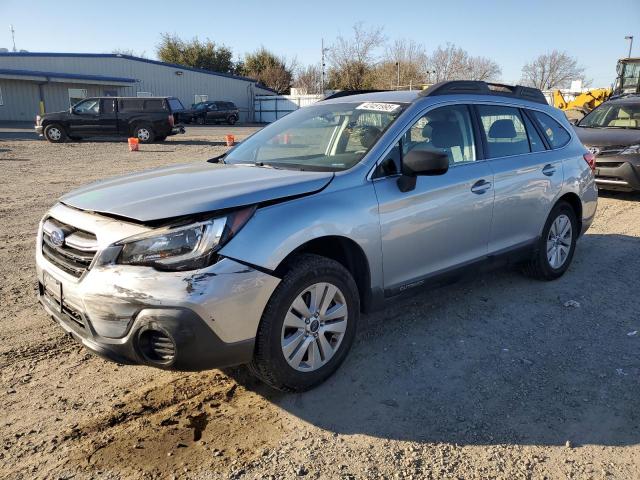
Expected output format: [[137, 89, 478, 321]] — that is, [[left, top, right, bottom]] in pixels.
[[36, 204, 280, 370]]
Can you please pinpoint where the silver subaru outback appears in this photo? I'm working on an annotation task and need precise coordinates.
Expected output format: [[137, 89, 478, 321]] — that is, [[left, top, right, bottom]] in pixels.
[[36, 81, 598, 391]]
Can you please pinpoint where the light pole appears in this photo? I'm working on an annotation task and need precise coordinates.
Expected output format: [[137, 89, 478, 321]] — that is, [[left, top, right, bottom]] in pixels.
[[321, 38, 329, 95], [9, 24, 16, 52], [625, 35, 634, 58], [396, 62, 400, 90]]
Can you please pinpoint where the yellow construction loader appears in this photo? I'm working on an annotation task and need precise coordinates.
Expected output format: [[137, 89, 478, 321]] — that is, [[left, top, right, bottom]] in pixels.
[[551, 88, 612, 122], [552, 57, 640, 121]]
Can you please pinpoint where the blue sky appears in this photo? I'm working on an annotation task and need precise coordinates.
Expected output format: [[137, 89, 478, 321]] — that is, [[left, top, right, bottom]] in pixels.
[[1, 0, 638, 86]]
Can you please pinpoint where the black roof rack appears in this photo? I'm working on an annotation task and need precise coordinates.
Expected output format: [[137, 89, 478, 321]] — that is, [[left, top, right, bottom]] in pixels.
[[322, 89, 389, 100], [419, 81, 547, 105]]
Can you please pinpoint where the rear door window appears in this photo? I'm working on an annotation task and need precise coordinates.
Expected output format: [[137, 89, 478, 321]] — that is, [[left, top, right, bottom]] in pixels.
[[101, 98, 115, 114], [530, 111, 571, 149], [168, 98, 184, 111], [476, 105, 530, 158], [522, 111, 546, 152]]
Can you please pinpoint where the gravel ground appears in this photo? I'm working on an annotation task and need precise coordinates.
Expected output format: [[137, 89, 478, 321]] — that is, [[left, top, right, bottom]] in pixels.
[[1, 129, 639, 480]]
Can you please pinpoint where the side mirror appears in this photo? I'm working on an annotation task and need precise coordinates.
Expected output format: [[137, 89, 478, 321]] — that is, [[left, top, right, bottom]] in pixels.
[[397, 149, 449, 192]]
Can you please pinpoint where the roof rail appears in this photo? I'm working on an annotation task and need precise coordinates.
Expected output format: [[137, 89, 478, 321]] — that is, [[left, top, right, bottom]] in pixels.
[[419, 81, 547, 105], [322, 89, 389, 100]]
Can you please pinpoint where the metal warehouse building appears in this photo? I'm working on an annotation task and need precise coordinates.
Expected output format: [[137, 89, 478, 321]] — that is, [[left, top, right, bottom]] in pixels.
[[0, 52, 275, 122]]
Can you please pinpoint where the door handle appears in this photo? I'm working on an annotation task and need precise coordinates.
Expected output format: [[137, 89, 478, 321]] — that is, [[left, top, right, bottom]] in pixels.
[[542, 164, 556, 176], [471, 179, 492, 194]]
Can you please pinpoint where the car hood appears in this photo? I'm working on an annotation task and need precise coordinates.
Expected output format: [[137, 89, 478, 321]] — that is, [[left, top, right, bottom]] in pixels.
[[61, 163, 333, 222], [573, 126, 640, 147]]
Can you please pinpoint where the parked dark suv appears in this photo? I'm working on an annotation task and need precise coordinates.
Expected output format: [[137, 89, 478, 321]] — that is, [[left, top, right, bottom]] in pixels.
[[182, 101, 239, 125], [573, 95, 640, 191], [35, 96, 186, 143]]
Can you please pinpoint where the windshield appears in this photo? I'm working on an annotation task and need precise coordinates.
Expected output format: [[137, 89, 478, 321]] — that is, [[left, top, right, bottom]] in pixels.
[[579, 102, 640, 129], [224, 101, 406, 171]]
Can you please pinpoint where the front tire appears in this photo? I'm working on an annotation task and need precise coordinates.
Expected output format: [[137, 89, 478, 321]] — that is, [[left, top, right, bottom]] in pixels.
[[227, 115, 237, 125], [250, 254, 359, 392], [523, 201, 578, 280], [197, 116, 206, 125], [43, 124, 66, 143]]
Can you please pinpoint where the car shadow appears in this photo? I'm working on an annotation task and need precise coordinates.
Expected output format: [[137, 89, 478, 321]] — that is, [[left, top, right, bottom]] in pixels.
[[227, 233, 640, 447]]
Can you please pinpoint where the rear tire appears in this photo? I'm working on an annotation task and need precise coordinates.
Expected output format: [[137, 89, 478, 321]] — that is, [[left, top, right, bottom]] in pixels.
[[227, 115, 237, 125], [197, 116, 206, 125], [43, 124, 66, 143], [249, 254, 359, 392], [523, 201, 578, 280], [133, 124, 155, 143]]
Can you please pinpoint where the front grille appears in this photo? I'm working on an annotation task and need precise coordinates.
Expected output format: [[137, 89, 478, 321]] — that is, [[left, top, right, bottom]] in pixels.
[[596, 161, 625, 168], [41, 218, 98, 278], [594, 145, 627, 157]]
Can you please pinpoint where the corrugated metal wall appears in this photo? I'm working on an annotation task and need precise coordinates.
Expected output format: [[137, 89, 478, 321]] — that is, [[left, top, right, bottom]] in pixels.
[[0, 79, 40, 121], [254, 94, 323, 123], [0, 54, 268, 121]]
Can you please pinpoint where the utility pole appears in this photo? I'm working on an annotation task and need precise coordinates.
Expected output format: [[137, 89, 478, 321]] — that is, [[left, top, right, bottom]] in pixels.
[[625, 35, 634, 58], [9, 24, 16, 52], [396, 62, 400, 90], [321, 38, 326, 95]]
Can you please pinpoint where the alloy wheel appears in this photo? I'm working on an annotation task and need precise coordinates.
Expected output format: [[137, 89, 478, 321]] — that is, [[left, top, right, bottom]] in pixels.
[[546, 214, 572, 269], [280, 282, 348, 372]]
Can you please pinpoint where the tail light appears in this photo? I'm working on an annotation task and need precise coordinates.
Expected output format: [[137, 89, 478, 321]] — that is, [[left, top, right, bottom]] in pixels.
[[583, 152, 596, 172], [168, 114, 174, 127]]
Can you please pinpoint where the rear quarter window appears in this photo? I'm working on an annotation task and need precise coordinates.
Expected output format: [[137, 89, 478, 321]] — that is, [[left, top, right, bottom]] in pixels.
[[143, 99, 166, 111], [530, 110, 571, 149], [118, 99, 167, 112], [168, 98, 184, 111]]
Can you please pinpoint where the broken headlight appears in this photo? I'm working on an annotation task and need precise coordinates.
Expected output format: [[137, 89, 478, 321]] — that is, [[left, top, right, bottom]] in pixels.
[[115, 207, 255, 271]]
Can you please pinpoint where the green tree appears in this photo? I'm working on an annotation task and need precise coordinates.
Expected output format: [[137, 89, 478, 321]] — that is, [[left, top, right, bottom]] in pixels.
[[156, 33, 235, 74], [243, 47, 294, 94]]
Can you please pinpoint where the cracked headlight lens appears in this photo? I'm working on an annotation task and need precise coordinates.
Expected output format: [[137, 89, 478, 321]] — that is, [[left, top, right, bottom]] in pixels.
[[116, 207, 254, 271]]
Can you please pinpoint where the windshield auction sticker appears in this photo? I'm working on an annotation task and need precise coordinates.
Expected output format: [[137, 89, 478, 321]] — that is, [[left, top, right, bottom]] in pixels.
[[356, 102, 401, 113]]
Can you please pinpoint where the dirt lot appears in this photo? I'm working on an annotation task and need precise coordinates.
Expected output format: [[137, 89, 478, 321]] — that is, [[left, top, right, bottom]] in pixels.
[[1, 128, 639, 480]]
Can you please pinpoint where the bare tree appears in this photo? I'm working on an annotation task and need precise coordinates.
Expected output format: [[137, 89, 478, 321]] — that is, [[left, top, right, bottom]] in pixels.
[[112, 48, 147, 58], [425, 44, 502, 83], [521, 50, 587, 90], [327, 23, 385, 90], [293, 65, 322, 94], [466, 56, 501, 81], [371, 39, 428, 89], [426, 43, 470, 83]]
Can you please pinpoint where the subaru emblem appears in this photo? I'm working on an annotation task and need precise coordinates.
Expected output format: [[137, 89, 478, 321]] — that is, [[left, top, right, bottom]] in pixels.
[[50, 228, 65, 247]]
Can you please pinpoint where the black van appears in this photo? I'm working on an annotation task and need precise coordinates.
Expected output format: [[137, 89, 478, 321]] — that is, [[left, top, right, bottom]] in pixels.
[[35, 96, 186, 143]]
